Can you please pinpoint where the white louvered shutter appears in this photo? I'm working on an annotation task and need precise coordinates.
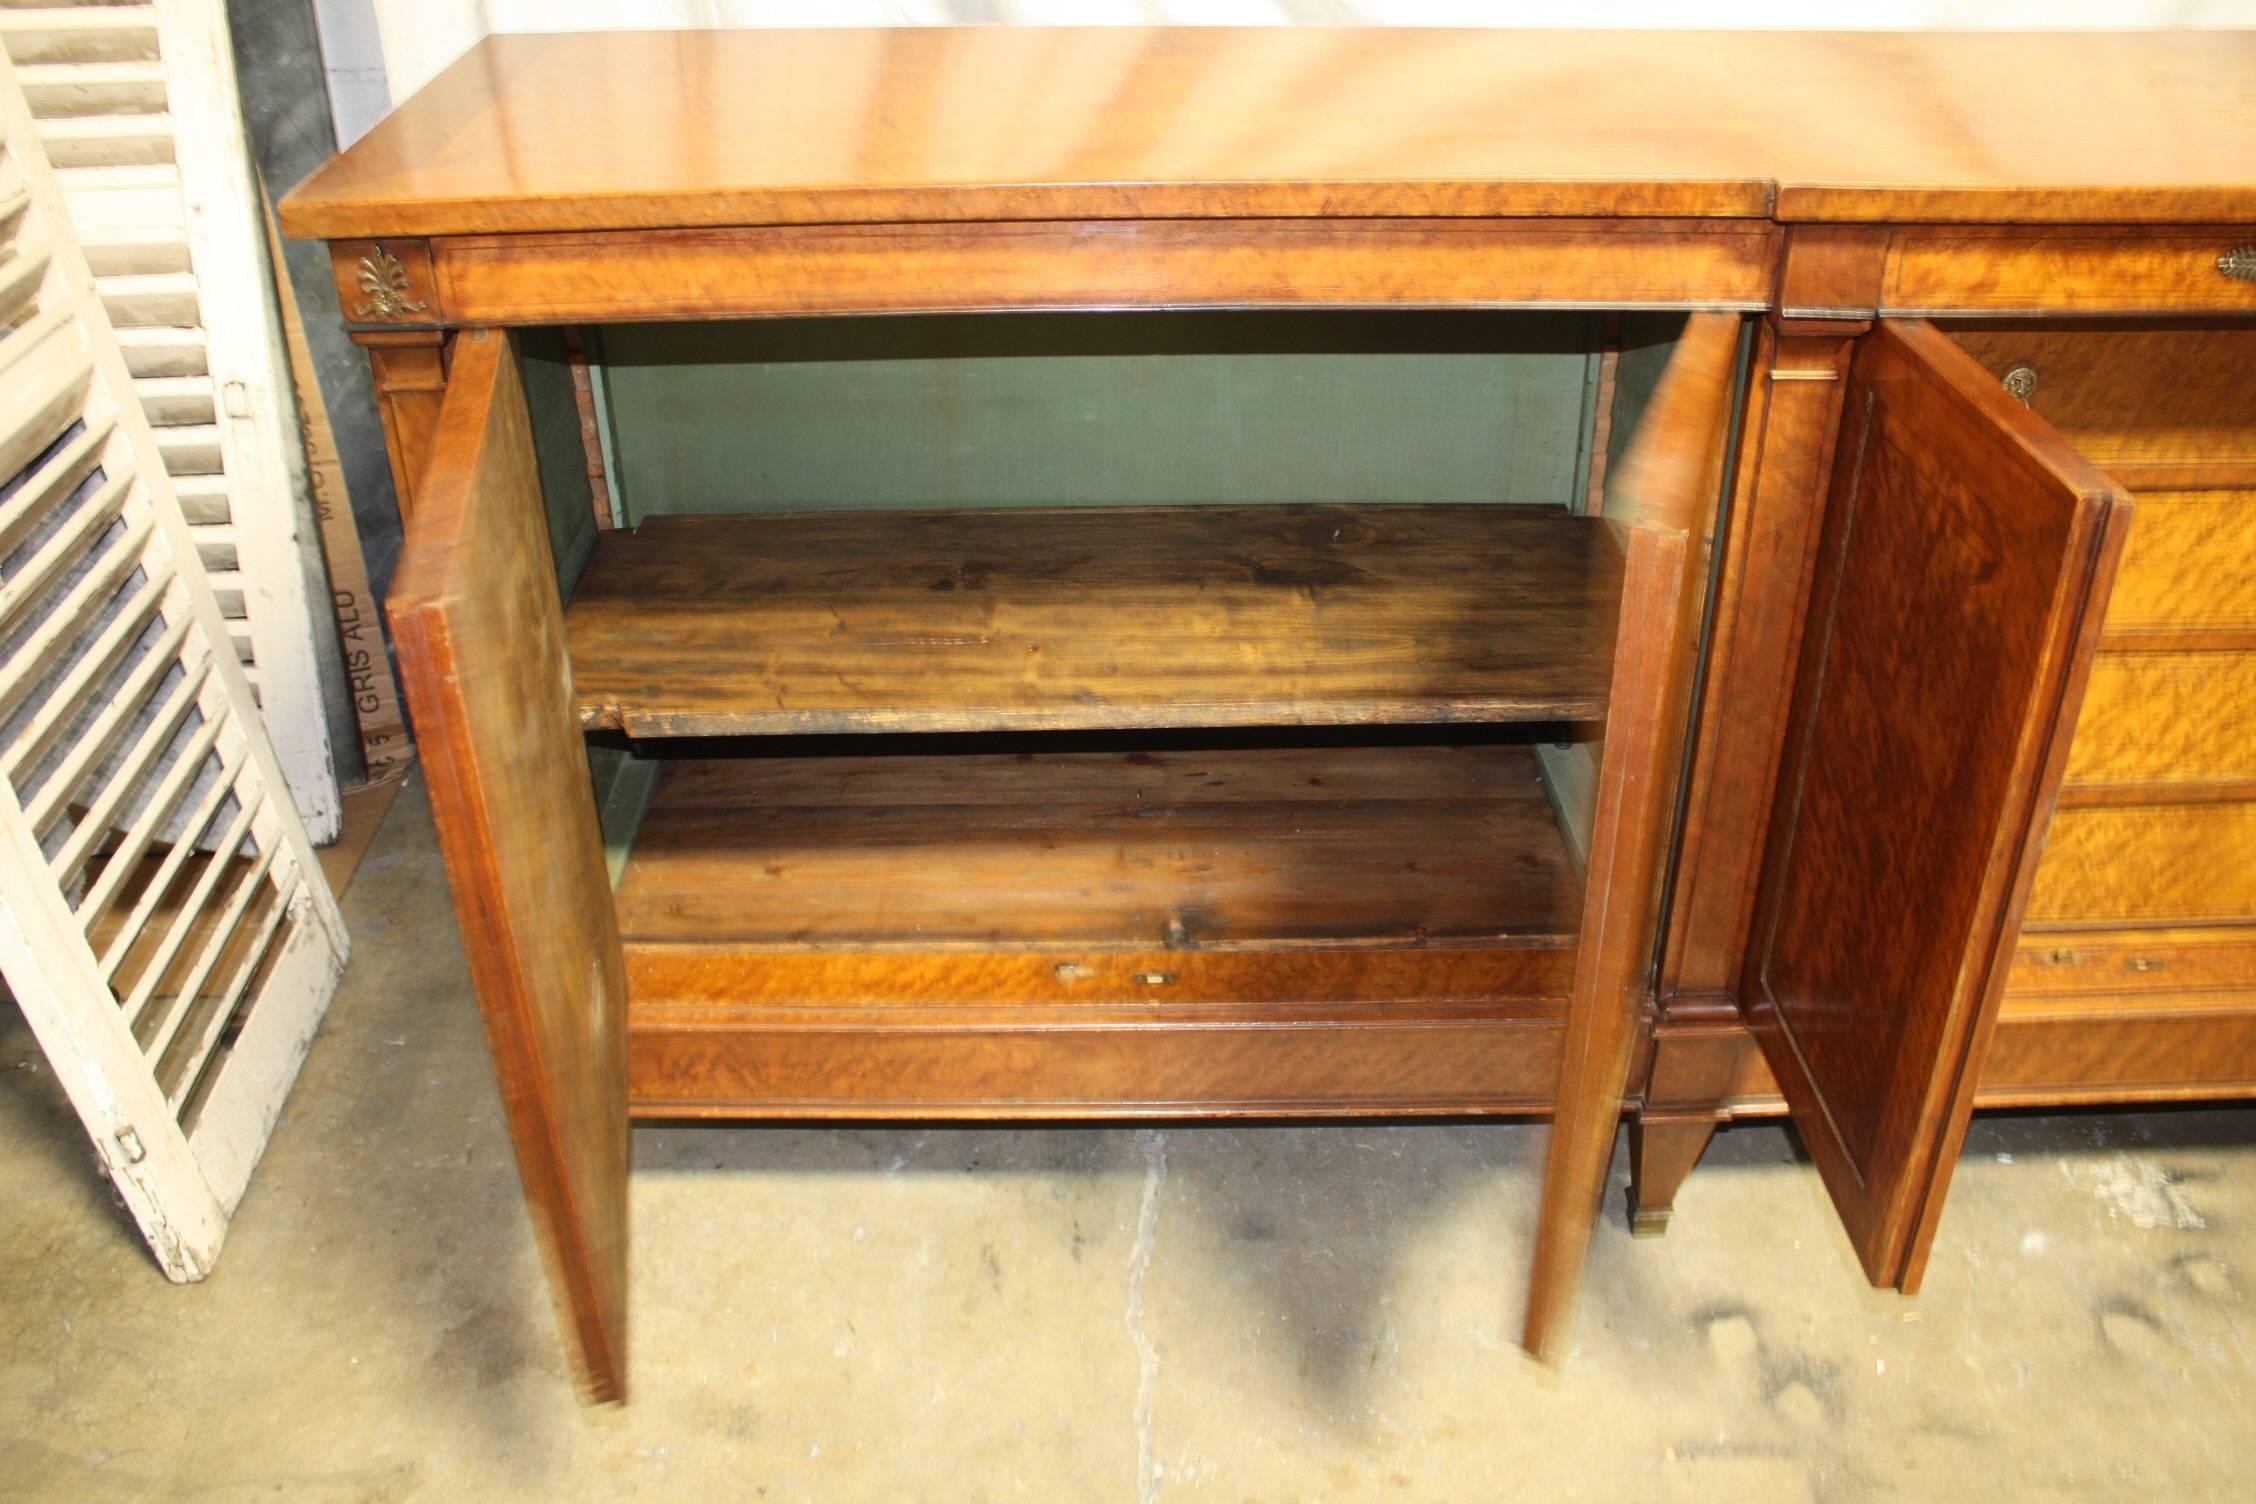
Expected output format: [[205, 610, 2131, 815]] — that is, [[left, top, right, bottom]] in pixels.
[[0, 51, 347, 1280], [2, 0, 340, 839]]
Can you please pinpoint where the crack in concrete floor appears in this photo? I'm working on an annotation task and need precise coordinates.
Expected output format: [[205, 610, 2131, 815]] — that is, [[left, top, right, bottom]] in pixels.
[[1128, 1127, 1166, 1504]]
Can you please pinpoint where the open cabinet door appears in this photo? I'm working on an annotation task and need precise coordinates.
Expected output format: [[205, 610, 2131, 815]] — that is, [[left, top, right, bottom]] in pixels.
[[1745, 319, 2130, 1293], [1525, 312, 1742, 1360], [388, 330, 630, 1401]]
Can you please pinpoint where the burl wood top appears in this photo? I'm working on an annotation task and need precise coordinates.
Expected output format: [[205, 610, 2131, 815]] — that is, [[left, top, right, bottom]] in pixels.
[[278, 28, 2256, 239]]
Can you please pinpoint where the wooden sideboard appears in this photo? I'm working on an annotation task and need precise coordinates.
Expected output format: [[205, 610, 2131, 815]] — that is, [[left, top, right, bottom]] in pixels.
[[279, 28, 2256, 1402]]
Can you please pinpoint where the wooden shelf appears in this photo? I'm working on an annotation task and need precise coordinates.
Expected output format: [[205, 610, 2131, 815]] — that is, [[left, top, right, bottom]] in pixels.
[[566, 504, 1622, 737], [615, 740, 1581, 954]]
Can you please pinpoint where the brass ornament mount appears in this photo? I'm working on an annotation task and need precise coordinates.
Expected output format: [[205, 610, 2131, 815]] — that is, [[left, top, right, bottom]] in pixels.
[[352, 245, 431, 320], [2221, 245, 2256, 284], [2001, 364, 2039, 407]]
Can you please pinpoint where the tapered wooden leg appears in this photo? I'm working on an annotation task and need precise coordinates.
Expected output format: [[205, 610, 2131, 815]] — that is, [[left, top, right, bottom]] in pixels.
[[1524, 996, 1640, 1364], [1627, 1114, 1719, 1236]]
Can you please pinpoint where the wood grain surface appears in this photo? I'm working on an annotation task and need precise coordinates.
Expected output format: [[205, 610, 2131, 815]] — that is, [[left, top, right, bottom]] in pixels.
[[1946, 323, 2256, 486], [359, 332, 448, 524], [1525, 311, 1740, 1361], [1657, 325, 1855, 1004], [2007, 925, 2256, 999], [429, 218, 1778, 323], [1617, 985, 2256, 1117], [2060, 651, 2256, 799], [614, 742, 1581, 1118], [276, 29, 2256, 238], [566, 504, 1623, 737], [1976, 1002, 2256, 1106], [1742, 319, 2129, 1292], [1883, 232, 2256, 318], [625, 993, 1571, 1120], [615, 742, 1580, 952], [387, 330, 630, 1403], [2098, 490, 2256, 637], [2026, 803, 2256, 929]]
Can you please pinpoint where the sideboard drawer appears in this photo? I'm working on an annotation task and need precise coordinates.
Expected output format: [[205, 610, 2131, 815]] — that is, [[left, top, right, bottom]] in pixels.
[[2100, 490, 2256, 633], [2025, 803, 2256, 928], [1944, 322, 2256, 490], [2009, 926, 2256, 998], [2065, 650, 2256, 790], [1887, 230, 2256, 316], [427, 218, 1780, 323]]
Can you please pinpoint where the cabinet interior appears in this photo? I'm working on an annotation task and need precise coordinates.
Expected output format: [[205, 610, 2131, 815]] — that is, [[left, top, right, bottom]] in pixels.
[[610, 729, 1583, 956], [515, 309, 1707, 1040]]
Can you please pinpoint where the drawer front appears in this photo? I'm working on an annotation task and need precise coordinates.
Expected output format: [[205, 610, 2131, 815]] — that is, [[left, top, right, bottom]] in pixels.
[[1979, 998, 2256, 1106], [2102, 490, 2256, 635], [623, 943, 1575, 1010], [2065, 651, 2256, 790], [623, 945, 1574, 1117], [2026, 802, 2256, 927], [433, 218, 1779, 323], [1888, 230, 2256, 316], [1944, 324, 2256, 488], [628, 1015, 1570, 1118], [2008, 925, 2256, 997]]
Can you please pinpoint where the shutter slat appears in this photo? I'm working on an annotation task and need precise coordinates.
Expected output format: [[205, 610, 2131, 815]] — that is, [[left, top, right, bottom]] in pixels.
[[15, 58, 166, 118], [71, 677, 223, 937], [46, 648, 210, 882], [98, 268, 195, 325], [0, 9, 161, 68], [150, 417, 215, 471], [167, 469, 224, 521], [131, 369, 208, 424], [161, 867, 293, 1108], [0, 469, 130, 634], [114, 323, 202, 376], [118, 780, 259, 1030], [23, 613, 199, 828], [0, 391, 102, 554], [82, 222, 185, 275], [0, 504, 149, 722], [37, 109, 171, 167], [140, 811, 277, 1072]]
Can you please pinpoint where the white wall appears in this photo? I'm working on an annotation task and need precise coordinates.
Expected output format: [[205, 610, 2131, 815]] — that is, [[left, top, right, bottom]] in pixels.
[[309, 0, 394, 144], [321, 0, 2256, 141]]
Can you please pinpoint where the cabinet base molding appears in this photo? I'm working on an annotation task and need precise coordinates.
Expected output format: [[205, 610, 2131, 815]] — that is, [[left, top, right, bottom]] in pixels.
[[626, 1003, 1572, 1121], [1631, 989, 2256, 1233]]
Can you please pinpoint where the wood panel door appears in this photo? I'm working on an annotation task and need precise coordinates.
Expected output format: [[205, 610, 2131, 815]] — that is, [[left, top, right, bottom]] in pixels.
[[388, 330, 630, 1401], [1525, 311, 1743, 1360], [1744, 319, 2130, 1292]]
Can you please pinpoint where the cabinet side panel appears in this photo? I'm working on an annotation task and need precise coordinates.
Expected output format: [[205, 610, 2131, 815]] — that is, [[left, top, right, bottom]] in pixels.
[[1658, 325, 1855, 1000]]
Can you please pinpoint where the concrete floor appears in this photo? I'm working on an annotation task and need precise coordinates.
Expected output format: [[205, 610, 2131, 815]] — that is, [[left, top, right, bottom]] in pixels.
[[5, 778, 2255, 1503]]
